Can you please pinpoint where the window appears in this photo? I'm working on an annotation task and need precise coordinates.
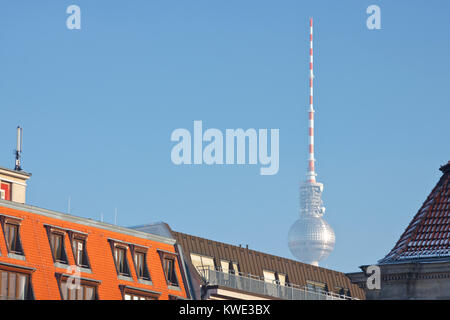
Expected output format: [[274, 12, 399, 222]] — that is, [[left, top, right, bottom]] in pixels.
[[230, 262, 242, 289], [263, 270, 276, 284], [0, 182, 11, 201], [2, 219, 23, 255], [231, 262, 239, 275], [114, 246, 130, 276], [190, 253, 215, 277], [133, 251, 150, 280], [220, 260, 230, 280], [0, 269, 31, 300], [60, 279, 96, 300], [124, 293, 152, 300], [263, 270, 277, 296], [71, 237, 89, 268], [135, 252, 144, 278], [277, 273, 289, 298], [121, 286, 159, 300], [306, 280, 327, 293], [163, 257, 178, 287], [220, 260, 230, 273], [277, 273, 286, 286], [50, 232, 68, 264]]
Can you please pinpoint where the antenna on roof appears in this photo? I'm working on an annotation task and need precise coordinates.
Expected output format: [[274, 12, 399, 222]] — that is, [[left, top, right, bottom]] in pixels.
[[15, 126, 23, 171], [68, 196, 71, 214], [100, 212, 104, 222], [114, 208, 118, 225]]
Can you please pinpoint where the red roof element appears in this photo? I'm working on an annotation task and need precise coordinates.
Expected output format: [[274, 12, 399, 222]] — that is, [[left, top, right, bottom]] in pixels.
[[380, 161, 450, 264], [0, 203, 188, 300]]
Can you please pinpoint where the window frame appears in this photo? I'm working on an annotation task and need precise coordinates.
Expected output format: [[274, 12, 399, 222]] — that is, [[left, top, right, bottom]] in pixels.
[[56, 273, 99, 300], [306, 280, 328, 293], [189, 252, 216, 277], [158, 251, 180, 288], [50, 232, 67, 264], [0, 263, 35, 300], [68, 232, 91, 269], [109, 240, 132, 277], [263, 269, 277, 284], [44, 226, 70, 265], [0, 216, 24, 256], [0, 182, 11, 201], [115, 246, 130, 276], [131, 245, 151, 281], [276, 272, 287, 286], [220, 259, 231, 273], [120, 285, 160, 300], [231, 262, 240, 275]]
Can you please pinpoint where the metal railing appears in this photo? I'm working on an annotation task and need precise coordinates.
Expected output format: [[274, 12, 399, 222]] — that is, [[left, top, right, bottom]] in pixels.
[[198, 267, 356, 300]]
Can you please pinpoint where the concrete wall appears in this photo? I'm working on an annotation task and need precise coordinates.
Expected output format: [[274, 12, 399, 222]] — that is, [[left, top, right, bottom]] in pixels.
[[347, 260, 450, 300]]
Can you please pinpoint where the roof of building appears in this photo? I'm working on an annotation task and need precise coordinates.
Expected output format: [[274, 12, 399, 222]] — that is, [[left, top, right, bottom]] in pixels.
[[0, 200, 188, 300], [165, 226, 365, 299], [0, 166, 32, 177], [0, 199, 176, 245], [379, 161, 450, 264]]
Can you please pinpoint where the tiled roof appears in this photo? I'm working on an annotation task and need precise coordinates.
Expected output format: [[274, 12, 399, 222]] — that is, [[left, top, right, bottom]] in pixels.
[[379, 161, 450, 264], [0, 201, 188, 300]]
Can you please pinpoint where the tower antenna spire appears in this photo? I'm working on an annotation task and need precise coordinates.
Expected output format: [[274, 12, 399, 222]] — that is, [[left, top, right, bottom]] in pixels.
[[307, 17, 316, 183]]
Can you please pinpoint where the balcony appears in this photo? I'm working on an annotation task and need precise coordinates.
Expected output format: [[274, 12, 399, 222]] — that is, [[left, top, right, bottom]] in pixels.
[[198, 267, 356, 300]]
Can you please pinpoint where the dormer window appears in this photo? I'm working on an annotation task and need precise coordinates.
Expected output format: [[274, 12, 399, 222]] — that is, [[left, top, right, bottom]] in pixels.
[[306, 280, 327, 293], [190, 253, 215, 277], [133, 250, 150, 281], [159, 250, 179, 288], [71, 237, 89, 268], [51, 233, 66, 263], [46, 228, 69, 265], [163, 257, 178, 287], [1, 216, 24, 256], [108, 240, 132, 278], [5, 223, 22, 254], [115, 246, 130, 276], [277, 273, 287, 286]]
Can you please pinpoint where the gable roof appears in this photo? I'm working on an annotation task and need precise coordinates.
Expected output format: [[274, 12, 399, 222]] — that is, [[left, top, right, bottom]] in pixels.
[[379, 161, 450, 264]]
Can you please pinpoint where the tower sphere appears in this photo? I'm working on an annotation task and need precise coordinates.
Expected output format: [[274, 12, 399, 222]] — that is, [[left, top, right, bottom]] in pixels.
[[288, 215, 335, 266]]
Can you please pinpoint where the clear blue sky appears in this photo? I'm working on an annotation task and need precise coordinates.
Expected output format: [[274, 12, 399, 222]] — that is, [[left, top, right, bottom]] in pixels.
[[0, 1, 449, 273]]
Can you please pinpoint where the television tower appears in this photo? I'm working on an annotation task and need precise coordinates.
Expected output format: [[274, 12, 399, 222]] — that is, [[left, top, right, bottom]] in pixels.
[[288, 18, 335, 266]]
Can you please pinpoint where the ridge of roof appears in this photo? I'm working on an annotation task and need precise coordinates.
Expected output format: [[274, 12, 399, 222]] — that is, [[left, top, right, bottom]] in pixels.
[[0, 199, 176, 245]]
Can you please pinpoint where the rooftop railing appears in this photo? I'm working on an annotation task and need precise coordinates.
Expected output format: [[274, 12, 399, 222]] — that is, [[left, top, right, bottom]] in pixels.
[[198, 267, 356, 300]]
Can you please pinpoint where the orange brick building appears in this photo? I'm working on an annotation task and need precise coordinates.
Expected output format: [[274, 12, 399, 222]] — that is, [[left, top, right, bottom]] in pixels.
[[0, 166, 189, 300]]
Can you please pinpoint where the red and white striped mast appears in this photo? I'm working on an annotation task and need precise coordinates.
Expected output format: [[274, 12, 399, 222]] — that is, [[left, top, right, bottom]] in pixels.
[[306, 17, 316, 183]]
